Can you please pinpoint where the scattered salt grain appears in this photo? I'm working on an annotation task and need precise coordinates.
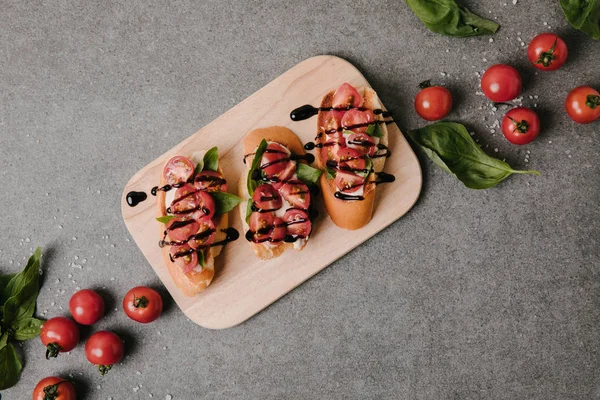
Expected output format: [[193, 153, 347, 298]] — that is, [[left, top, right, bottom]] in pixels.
[[549, 141, 552, 144], [494, 148, 499, 152], [489, 38, 494, 43], [512, 0, 517, 4], [110, 277, 116, 281], [521, 42, 525, 47], [51, 302, 55, 306], [543, 21, 548, 26], [136, 371, 142, 375], [133, 386, 140, 393], [72, 237, 77, 241], [166, 395, 172, 400], [440, 72, 446, 77]]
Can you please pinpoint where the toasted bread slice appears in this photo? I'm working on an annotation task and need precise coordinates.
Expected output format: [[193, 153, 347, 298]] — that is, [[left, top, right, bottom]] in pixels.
[[156, 151, 229, 296], [317, 87, 389, 230]]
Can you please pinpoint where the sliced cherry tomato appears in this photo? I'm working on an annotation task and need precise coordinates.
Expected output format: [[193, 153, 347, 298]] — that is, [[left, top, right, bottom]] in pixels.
[[270, 218, 287, 243], [415, 85, 453, 121], [320, 110, 343, 134], [195, 190, 216, 219], [334, 170, 365, 193], [170, 184, 199, 215], [188, 216, 216, 249], [346, 132, 376, 157], [163, 156, 194, 186], [194, 170, 227, 192], [501, 107, 540, 145], [565, 86, 600, 124], [69, 289, 104, 325], [481, 64, 522, 102], [252, 184, 282, 212], [249, 212, 274, 243], [261, 143, 296, 183], [279, 181, 311, 210], [528, 33, 568, 71], [283, 209, 311, 238], [332, 83, 363, 108], [169, 243, 198, 273], [85, 331, 124, 376], [33, 376, 76, 400], [40, 317, 79, 359], [166, 217, 199, 242], [123, 286, 163, 324], [341, 109, 374, 133], [337, 147, 366, 171], [321, 142, 344, 164]]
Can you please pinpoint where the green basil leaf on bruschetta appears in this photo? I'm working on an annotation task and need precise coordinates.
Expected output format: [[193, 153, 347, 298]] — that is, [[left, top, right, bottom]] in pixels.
[[247, 139, 268, 195], [156, 215, 177, 224], [296, 163, 322, 185], [210, 192, 242, 215], [366, 124, 384, 138], [194, 160, 204, 176], [245, 199, 253, 224], [203, 147, 219, 172], [198, 250, 205, 268], [325, 168, 336, 180]]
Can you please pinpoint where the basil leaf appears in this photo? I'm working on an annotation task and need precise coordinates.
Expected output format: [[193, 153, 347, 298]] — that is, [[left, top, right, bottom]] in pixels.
[[2, 248, 41, 304], [0, 343, 22, 390], [326, 168, 337, 180], [245, 199, 253, 224], [406, 0, 499, 37], [366, 123, 385, 138], [194, 160, 204, 176], [247, 139, 268, 195], [408, 122, 540, 189], [156, 215, 176, 224], [296, 163, 323, 186], [1, 249, 41, 328], [210, 192, 242, 215], [560, 0, 600, 40], [203, 147, 219, 172], [0, 332, 7, 348], [198, 250, 205, 268], [13, 317, 43, 341]]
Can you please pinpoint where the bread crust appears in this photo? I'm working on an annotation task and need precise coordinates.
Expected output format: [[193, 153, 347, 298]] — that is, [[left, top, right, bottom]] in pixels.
[[316, 87, 388, 230], [157, 154, 229, 297], [241, 126, 308, 259]]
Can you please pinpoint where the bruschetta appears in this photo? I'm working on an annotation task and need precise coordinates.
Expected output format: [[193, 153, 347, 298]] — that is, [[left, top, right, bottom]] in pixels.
[[155, 148, 241, 296]]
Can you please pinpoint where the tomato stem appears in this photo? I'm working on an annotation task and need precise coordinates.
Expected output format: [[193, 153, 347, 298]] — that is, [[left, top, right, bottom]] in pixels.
[[508, 116, 530, 133], [133, 294, 149, 309], [43, 381, 69, 400], [98, 364, 113, 376], [535, 36, 558, 67], [586, 94, 600, 109], [418, 80, 431, 89], [45, 342, 61, 359]]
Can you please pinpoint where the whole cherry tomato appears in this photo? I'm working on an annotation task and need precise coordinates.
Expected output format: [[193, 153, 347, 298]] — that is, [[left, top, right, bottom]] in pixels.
[[40, 317, 79, 359], [501, 107, 541, 145], [123, 286, 163, 323], [85, 331, 124, 375], [565, 86, 600, 124], [69, 289, 104, 325], [481, 64, 522, 102], [32, 376, 76, 400], [414, 82, 453, 121], [527, 33, 568, 71]]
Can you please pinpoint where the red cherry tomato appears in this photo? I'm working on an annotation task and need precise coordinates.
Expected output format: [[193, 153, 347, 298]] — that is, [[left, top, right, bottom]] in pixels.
[[279, 181, 311, 210], [123, 286, 163, 324], [249, 211, 274, 243], [188, 216, 216, 250], [565, 86, 600, 124], [193, 170, 227, 192], [170, 184, 200, 215], [332, 83, 363, 108], [40, 317, 79, 359], [501, 107, 541, 145], [341, 109, 375, 133], [163, 156, 194, 186], [527, 33, 568, 71], [85, 331, 124, 376], [270, 218, 287, 243], [481, 64, 522, 102], [69, 289, 104, 325], [334, 170, 365, 193], [195, 191, 216, 219], [414, 85, 453, 121], [33, 376, 76, 400], [252, 184, 282, 212], [283, 209, 312, 238], [261, 143, 296, 183], [166, 217, 199, 242], [337, 147, 366, 171], [346, 132, 375, 157], [320, 132, 345, 164], [169, 243, 198, 273], [320, 111, 343, 134]]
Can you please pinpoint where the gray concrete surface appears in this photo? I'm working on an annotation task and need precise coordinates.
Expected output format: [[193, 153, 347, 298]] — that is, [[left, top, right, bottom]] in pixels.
[[1, 0, 599, 399]]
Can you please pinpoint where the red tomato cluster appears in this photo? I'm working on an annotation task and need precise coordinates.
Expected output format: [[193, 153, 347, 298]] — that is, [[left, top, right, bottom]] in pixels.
[[414, 32, 598, 148], [35, 286, 163, 397]]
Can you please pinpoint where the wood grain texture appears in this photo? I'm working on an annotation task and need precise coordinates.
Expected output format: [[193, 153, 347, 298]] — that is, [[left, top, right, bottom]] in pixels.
[[121, 55, 422, 329]]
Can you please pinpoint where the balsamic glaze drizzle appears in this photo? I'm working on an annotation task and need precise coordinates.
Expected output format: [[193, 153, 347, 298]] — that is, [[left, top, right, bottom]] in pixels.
[[290, 105, 391, 121], [126, 191, 147, 207]]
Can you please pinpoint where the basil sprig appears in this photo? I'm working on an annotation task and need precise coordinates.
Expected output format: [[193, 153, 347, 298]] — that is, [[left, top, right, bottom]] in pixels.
[[247, 139, 268, 195], [560, 0, 600, 40], [296, 163, 322, 185], [408, 122, 539, 189], [210, 191, 242, 215], [406, 0, 499, 37], [203, 147, 219, 172], [245, 199, 253, 224], [0, 248, 45, 390], [365, 124, 384, 138], [156, 215, 177, 224]]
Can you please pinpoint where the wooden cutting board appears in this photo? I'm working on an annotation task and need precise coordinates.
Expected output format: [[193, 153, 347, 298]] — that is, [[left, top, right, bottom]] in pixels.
[[121, 55, 422, 329]]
